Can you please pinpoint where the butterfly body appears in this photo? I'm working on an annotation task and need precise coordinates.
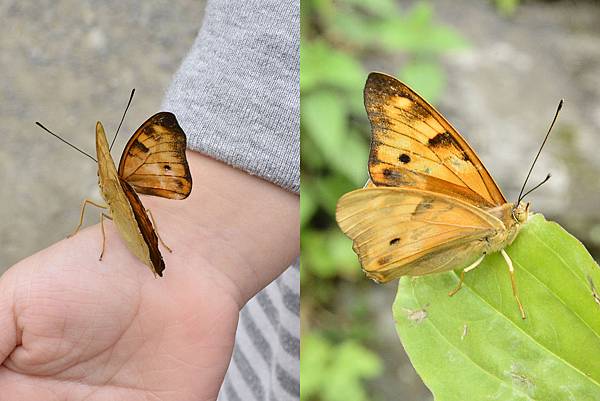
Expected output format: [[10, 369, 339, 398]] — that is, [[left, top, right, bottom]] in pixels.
[[336, 72, 531, 317]]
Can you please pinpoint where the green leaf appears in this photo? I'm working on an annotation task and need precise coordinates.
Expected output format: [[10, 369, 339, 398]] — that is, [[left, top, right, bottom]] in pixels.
[[323, 341, 383, 401], [314, 173, 366, 216], [302, 92, 368, 186], [330, 130, 369, 186], [301, 130, 326, 171], [393, 214, 600, 401], [301, 181, 317, 228], [302, 91, 346, 159], [301, 333, 333, 399], [301, 334, 383, 401], [327, 10, 376, 48], [303, 229, 360, 279], [374, 3, 468, 54], [300, 40, 365, 93]]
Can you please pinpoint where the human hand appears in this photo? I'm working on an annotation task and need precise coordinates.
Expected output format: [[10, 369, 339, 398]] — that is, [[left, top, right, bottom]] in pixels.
[[0, 152, 299, 401]]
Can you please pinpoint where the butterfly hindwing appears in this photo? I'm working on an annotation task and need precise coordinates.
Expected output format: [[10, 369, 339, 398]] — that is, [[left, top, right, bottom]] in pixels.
[[118, 112, 192, 200], [364, 72, 506, 207], [336, 187, 503, 282]]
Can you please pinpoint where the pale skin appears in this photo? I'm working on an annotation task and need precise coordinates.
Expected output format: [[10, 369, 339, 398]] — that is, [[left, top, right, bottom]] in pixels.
[[0, 150, 299, 401]]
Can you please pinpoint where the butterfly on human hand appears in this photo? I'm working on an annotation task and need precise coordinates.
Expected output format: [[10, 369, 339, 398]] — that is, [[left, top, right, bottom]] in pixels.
[[39, 111, 193, 277], [335, 72, 558, 319]]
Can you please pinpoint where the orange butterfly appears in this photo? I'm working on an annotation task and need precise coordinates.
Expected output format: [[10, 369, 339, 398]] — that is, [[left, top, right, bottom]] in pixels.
[[38, 109, 192, 277], [336, 72, 559, 319]]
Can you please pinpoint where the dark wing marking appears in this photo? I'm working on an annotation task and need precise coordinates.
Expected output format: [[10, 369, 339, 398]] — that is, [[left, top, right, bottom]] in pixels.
[[119, 178, 165, 277], [118, 112, 192, 200]]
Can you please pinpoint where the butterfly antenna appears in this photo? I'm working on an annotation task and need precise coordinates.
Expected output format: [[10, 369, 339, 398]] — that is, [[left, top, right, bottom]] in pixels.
[[517, 99, 563, 204], [110, 88, 135, 151], [35, 122, 97, 162], [520, 173, 551, 201]]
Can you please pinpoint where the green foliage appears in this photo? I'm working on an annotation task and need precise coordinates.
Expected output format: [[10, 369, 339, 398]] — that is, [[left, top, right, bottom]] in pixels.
[[301, 334, 383, 401], [393, 215, 600, 400], [494, 0, 521, 16], [301, 1, 469, 399]]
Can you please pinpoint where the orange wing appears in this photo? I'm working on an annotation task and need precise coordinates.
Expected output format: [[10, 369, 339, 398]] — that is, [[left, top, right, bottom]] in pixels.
[[364, 72, 506, 207], [118, 112, 192, 200], [336, 187, 503, 282], [119, 178, 165, 277]]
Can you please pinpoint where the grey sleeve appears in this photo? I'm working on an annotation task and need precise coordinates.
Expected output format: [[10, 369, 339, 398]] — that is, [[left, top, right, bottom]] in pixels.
[[161, 2, 300, 401], [161, 0, 299, 194]]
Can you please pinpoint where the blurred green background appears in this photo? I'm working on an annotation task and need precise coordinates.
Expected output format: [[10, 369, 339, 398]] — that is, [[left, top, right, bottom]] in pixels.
[[300, 1, 600, 400]]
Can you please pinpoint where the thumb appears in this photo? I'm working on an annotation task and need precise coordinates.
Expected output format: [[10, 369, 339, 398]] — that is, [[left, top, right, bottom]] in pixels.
[[0, 269, 17, 365]]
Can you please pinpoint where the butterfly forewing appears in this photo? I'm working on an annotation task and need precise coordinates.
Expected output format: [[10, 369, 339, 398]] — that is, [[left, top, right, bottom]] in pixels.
[[364, 72, 506, 207], [118, 112, 192, 200], [336, 187, 503, 282]]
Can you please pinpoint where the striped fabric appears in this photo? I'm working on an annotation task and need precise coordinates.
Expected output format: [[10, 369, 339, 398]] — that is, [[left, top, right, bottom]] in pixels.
[[219, 261, 300, 401]]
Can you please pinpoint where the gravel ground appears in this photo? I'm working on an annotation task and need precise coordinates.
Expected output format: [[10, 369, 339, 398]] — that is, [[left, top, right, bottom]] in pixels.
[[0, 0, 205, 273]]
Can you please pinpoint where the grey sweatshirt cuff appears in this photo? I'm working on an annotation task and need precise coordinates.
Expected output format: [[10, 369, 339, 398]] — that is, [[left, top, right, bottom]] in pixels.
[[162, 0, 300, 194]]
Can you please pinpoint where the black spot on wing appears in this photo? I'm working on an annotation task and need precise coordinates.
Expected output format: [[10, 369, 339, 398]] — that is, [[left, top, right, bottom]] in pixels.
[[389, 237, 401, 246], [399, 153, 411, 164]]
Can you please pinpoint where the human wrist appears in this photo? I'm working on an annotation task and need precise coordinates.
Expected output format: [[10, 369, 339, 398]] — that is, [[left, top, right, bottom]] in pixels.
[[145, 150, 299, 306]]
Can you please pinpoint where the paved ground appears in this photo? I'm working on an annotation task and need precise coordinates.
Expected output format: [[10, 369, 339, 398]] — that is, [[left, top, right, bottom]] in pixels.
[[0, 0, 205, 272]]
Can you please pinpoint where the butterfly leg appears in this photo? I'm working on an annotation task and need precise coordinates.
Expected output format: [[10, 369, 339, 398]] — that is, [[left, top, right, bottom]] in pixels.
[[501, 249, 526, 319], [68, 199, 108, 238], [448, 254, 485, 296], [145, 209, 173, 253], [98, 212, 113, 261]]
